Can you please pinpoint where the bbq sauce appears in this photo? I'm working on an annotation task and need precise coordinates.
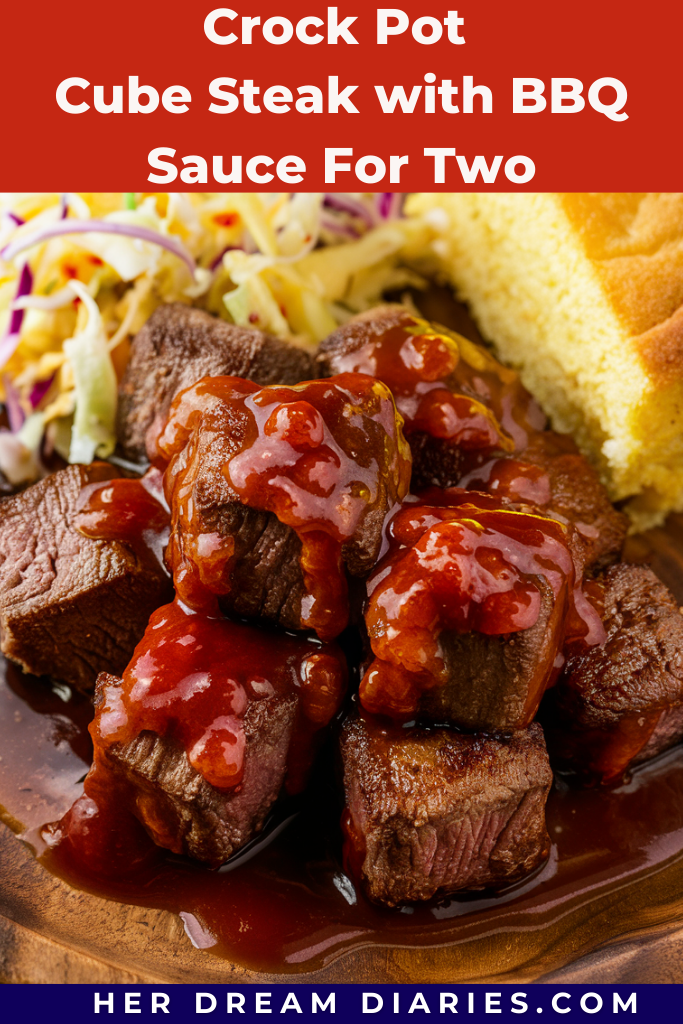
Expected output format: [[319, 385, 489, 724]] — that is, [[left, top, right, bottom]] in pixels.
[[43, 599, 347, 869], [360, 494, 604, 722], [458, 457, 553, 507], [154, 373, 411, 641], [3, 656, 683, 975], [328, 313, 546, 455], [328, 313, 624, 575], [75, 465, 170, 574], [94, 600, 346, 791]]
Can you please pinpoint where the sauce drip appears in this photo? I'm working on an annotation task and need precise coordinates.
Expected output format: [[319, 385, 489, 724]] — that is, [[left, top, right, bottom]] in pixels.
[[45, 600, 347, 869], [95, 600, 345, 789], [360, 493, 604, 721], [75, 465, 170, 574], [3, 657, 683, 976], [458, 457, 553, 508], [155, 374, 411, 640], [329, 313, 546, 455]]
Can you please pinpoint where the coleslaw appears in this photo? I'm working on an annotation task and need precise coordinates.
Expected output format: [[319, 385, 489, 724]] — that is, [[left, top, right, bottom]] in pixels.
[[0, 192, 437, 484]]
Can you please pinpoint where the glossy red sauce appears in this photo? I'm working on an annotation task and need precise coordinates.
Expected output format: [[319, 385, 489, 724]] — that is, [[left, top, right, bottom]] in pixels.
[[154, 373, 411, 640], [43, 600, 347, 871], [458, 457, 553, 508], [97, 600, 345, 789], [415, 487, 607, 649], [360, 495, 604, 721], [328, 315, 616, 573], [3, 658, 683, 974], [75, 465, 170, 574], [329, 314, 546, 455]]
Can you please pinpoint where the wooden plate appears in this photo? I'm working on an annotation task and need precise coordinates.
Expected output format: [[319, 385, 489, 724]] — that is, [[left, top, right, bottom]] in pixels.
[[2, 514, 683, 985]]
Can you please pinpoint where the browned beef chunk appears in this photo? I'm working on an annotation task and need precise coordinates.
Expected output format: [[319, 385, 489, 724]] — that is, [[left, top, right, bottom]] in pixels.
[[160, 411, 307, 631], [319, 308, 626, 572], [0, 464, 170, 691], [545, 563, 683, 783], [317, 305, 544, 458], [217, 505, 306, 626], [462, 441, 627, 574], [341, 714, 552, 906], [418, 578, 563, 733], [162, 375, 409, 638], [407, 433, 466, 494], [520, 434, 627, 572], [117, 303, 316, 460], [98, 674, 298, 867]]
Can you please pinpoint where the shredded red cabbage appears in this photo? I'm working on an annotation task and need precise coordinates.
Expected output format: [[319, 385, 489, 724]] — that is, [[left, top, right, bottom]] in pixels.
[[1, 219, 196, 276], [323, 194, 377, 227], [29, 375, 54, 410], [2, 375, 25, 432], [0, 263, 34, 367], [320, 215, 361, 240], [376, 193, 403, 220], [1, 211, 25, 241]]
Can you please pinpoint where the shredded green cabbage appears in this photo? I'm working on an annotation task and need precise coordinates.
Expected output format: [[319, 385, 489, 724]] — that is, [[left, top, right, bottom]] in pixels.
[[0, 192, 436, 475], [63, 282, 117, 462]]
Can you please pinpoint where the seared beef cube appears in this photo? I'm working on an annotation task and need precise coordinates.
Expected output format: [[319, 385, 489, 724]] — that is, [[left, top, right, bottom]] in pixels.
[[407, 433, 466, 495], [521, 435, 627, 571], [545, 564, 683, 783], [117, 303, 316, 460], [462, 443, 627, 574], [159, 374, 411, 640], [85, 603, 347, 867], [318, 306, 542, 475], [418, 578, 563, 732], [319, 308, 626, 572], [214, 505, 306, 627], [341, 714, 552, 906], [98, 677, 299, 867], [359, 500, 574, 732], [0, 464, 170, 691]]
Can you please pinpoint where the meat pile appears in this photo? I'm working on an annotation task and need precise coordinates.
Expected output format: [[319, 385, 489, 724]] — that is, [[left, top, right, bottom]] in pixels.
[[2, 302, 682, 909]]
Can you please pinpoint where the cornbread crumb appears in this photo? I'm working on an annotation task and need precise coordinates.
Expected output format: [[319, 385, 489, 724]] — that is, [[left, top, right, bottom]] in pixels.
[[406, 193, 683, 531]]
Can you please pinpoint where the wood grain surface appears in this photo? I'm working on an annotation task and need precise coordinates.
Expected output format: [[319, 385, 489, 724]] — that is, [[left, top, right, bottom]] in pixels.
[[3, 812, 683, 984]]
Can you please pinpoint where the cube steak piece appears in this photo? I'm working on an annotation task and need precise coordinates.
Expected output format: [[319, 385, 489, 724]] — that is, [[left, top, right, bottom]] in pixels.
[[461, 443, 627, 575], [317, 305, 543, 476], [96, 673, 299, 867], [341, 714, 553, 906], [318, 307, 627, 572], [417, 577, 564, 733], [160, 374, 411, 639], [545, 563, 683, 783], [117, 303, 317, 460], [0, 463, 170, 691], [519, 433, 628, 572], [159, 402, 310, 631]]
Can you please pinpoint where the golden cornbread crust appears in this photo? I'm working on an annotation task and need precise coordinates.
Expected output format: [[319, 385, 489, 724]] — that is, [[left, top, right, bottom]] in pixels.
[[561, 194, 683, 383], [407, 192, 683, 530]]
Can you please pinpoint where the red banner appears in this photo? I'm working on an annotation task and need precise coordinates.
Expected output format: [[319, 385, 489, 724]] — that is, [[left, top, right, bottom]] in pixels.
[[3, 0, 679, 190]]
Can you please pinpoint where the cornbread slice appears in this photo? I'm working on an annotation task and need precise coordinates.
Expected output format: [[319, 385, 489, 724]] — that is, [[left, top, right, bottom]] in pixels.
[[406, 193, 683, 530]]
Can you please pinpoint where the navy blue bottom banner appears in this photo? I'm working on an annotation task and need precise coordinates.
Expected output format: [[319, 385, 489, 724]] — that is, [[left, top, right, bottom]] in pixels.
[[0, 984, 672, 1021]]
